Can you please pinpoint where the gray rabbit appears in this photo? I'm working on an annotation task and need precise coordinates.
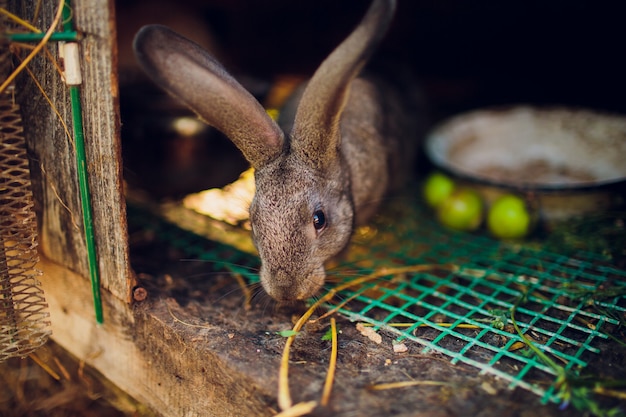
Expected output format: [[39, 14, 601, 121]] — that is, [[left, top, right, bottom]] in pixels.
[[133, 0, 423, 302]]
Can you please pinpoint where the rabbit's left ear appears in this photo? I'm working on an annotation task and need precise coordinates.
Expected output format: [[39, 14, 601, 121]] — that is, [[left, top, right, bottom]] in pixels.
[[290, 0, 396, 169], [133, 25, 284, 168]]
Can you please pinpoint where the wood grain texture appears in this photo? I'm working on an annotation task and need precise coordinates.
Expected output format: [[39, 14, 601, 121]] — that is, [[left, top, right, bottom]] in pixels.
[[8, 0, 132, 301], [39, 256, 275, 417]]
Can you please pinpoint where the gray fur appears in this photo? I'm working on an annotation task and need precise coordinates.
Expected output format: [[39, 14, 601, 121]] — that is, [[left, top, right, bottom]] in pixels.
[[133, 0, 422, 302]]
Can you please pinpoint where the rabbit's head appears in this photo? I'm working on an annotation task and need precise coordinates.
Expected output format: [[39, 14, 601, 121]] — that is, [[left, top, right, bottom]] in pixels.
[[248, 148, 356, 301], [133, 0, 396, 301]]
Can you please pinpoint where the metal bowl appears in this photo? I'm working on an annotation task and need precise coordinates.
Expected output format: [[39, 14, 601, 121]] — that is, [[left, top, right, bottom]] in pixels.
[[425, 106, 626, 222]]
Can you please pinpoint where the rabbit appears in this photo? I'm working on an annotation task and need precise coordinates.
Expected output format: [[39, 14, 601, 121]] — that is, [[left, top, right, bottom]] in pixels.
[[133, 0, 424, 302]]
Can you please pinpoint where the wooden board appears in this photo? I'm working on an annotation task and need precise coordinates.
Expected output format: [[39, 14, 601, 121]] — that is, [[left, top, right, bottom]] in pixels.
[[38, 255, 275, 417], [8, 0, 132, 302]]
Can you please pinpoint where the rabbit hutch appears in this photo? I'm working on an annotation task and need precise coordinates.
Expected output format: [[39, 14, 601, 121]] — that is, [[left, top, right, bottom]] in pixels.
[[2, 0, 626, 416]]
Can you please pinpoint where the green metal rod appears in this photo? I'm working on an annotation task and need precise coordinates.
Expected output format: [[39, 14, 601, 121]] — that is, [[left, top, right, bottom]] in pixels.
[[62, 0, 74, 33], [8, 32, 79, 42], [63, 0, 104, 324], [69, 85, 103, 324]]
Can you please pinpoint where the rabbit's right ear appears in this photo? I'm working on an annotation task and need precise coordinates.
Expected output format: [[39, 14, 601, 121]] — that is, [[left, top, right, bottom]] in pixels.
[[133, 25, 284, 168], [291, 0, 395, 170]]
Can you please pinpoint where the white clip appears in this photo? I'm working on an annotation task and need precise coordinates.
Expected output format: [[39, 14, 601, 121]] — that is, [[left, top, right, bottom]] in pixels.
[[61, 42, 83, 86]]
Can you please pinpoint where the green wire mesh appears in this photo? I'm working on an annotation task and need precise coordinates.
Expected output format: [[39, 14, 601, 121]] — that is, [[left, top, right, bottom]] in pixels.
[[127, 195, 625, 404], [336, 200, 626, 403]]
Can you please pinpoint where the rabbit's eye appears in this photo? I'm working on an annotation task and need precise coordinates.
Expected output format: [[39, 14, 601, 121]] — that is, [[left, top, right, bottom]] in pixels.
[[313, 209, 327, 231]]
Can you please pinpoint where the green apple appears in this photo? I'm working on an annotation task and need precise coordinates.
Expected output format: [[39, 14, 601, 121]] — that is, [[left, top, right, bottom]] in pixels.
[[487, 194, 531, 239], [437, 188, 484, 231], [423, 172, 455, 208]]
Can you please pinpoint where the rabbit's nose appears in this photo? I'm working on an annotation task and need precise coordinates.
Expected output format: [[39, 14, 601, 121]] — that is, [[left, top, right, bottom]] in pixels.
[[260, 266, 297, 300], [260, 264, 325, 302], [269, 267, 294, 286]]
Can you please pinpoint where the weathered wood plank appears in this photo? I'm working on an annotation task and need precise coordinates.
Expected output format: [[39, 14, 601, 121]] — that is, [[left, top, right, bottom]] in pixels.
[[8, 0, 132, 301], [38, 255, 276, 417]]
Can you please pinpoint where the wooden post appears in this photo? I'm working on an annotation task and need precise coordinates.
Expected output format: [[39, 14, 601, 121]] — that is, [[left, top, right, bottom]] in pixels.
[[8, 0, 133, 303]]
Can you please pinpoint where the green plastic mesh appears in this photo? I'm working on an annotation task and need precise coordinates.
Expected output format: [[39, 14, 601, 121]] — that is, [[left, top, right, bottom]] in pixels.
[[127, 197, 625, 404]]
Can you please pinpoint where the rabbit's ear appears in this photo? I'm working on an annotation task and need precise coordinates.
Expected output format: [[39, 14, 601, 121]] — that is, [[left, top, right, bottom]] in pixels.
[[133, 25, 284, 168], [291, 0, 395, 169]]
